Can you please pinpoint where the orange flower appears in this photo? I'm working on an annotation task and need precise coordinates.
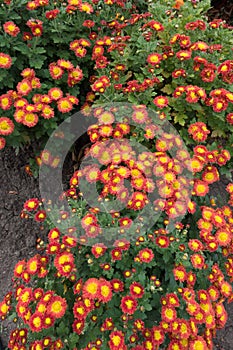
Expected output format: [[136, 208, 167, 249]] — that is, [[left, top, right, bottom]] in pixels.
[[73, 300, 88, 319], [22, 112, 38, 127], [111, 279, 124, 292], [147, 53, 162, 66], [3, 21, 20, 36], [48, 87, 63, 101], [26, 256, 40, 275], [57, 97, 73, 113], [151, 326, 165, 345], [0, 52, 12, 69], [193, 180, 209, 197], [47, 296, 67, 318], [161, 306, 177, 323], [0, 300, 10, 317], [83, 278, 99, 299], [98, 279, 112, 303], [216, 228, 232, 246], [173, 265, 186, 282], [188, 239, 204, 252], [191, 253, 205, 269], [138, 248, 154, 263], [0, 117, 14, 135], [78, 2, 93, 14], [0, 94, 12, 110], [97, 111, 115, 124], [190, 336, 208, 350], [173, 0, 184, 9], [29, 312, 44, 332], [153, 96, 169, 108], [17, 79, 32, 96], [49, 63, 64, 80]]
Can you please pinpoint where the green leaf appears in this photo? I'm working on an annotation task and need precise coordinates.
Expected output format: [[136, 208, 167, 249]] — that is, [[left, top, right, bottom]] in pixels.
[[173, 113, 188, 126], [144, 303, 153, 311], [211, 129, 226, 138], [161, 84, 173, 95]]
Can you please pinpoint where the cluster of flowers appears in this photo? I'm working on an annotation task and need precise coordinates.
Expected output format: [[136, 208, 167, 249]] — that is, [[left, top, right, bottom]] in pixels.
[[0, 65, 80, 140], [1, 200, 233, 349]]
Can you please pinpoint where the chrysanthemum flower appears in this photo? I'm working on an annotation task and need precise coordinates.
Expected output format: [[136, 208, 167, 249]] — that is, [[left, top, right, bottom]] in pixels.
[[121, 295, 138, 315], [111, 248, 122, 261], [23, 197, 39, 212], [57, 97, 73, 113], [49, 63, 64, 80], [0, 53, 12, 69], [18, 287, 33, 305], [45, 9, 60, 19], [111, 279, 124, 292], [161, 306, 177, 323], [78, 2, 93, 13], [147, 53, 162, 66], [22, 112, 38, 127], [147, 20, 164, 31], [72, 319, 85, 334], [34, 210, 47, 222], [3, 21, 20, 36], [190, 336, 208, 350], [48, 87, 63, 101], [191, 253, 205, 269], [108, 330, 125, 349], [138, 248, 154, 263], [40, 104, 54, 119], [156, 236, 170, 248], [173, 265, 186, 282], [188, 239, 204, 252], [193, 180, 209, 197], [97, 111, 115, 125], [13, 109, 25, 123], [153, 96, 169, 108], [73, 300, 88, 319], [29, 312, 44, 332], [113, 239, 130, 252], [129, 282, 144, 299], [17, 79, 32, 96], [0, 94, 12, 110], [14, 260, 26, 278], [176, 50, 192, 60], [26, 256, 40, 275], [47, 296, 67, 318], [0, 301, 10, 317], [91, 243, 107, 258], [83, 278, 99, 299], [215, 228, 232, 246], [0, 117, 14, 135], [98, 279, 112, 303]]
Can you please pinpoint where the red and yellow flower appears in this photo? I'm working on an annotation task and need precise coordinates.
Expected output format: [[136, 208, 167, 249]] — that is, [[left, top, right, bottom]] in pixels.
[[0, 117, 14, 135], [0, 53, 12, 69], [47, 296, 67, 319], [121, 295, 138, 315]]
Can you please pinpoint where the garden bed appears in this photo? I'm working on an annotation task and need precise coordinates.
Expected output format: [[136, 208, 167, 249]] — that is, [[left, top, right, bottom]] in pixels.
[[0, 0, 233, 349], [0, 145, 232, 349]]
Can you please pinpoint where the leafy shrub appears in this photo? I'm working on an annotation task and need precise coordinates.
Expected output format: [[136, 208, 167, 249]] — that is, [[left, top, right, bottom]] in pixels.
[[1, 1, 233, 350], [0, 0, 141, 149], [1, 101, 233, 349]]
